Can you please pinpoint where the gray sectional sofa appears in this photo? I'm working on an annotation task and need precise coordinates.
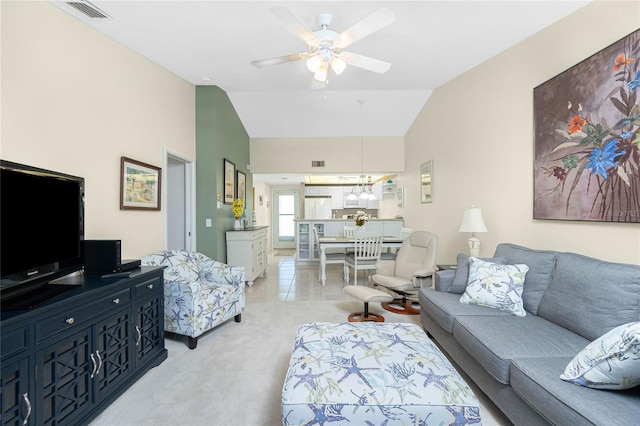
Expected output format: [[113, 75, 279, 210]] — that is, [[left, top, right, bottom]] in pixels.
[[419, 243, 640, 425]]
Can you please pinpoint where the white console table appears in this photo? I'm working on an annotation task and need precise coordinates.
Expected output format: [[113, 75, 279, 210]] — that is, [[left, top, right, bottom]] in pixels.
[[225, 226, 268, 286]]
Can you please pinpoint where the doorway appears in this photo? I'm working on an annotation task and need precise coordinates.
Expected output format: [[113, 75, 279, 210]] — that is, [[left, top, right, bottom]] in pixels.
[[272, 188, 300, 249], [164, 148, 195, 251]]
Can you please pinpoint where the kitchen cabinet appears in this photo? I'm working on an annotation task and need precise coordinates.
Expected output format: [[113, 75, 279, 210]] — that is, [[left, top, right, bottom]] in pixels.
[[383, 220, 403, 237], [330, 187, 344, 209], [304, 186, 330, 196], [226, 226, 268, 286], [296, 222, 326, 262], [325, 221, 345, 237], [0, 267, 167, 426]]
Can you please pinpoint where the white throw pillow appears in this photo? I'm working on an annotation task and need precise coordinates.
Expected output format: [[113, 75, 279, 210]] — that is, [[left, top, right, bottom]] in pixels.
[[560, 321, 640, 390], [459, 257, 528, 316]]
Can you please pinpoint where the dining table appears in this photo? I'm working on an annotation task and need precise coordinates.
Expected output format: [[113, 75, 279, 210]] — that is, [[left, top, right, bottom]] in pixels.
[[317, 236, 403, 286]]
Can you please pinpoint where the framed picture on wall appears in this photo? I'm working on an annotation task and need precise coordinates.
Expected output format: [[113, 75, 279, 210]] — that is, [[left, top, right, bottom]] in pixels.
[[236, 170, 246, 202], [224, 158, 235, 204], [533, 29, 640, 222], [120, 157, 162, 210], [420, 160, 433, 203]]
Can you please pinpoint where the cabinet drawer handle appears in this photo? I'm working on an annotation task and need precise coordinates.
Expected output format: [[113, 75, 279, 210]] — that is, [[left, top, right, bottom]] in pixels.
[[95, 350, 103, 376], [22, 393, 31, 426], [112, 298, 120, 304], [147, 284, 154, 289], [135, 325, 141, 346], [90, 353, 97, 378], [65, 317, 75, 325]]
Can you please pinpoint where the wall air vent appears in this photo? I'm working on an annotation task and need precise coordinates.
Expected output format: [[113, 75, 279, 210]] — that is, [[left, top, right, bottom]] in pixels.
[[66, 1, 111, 19], [311, 161, 325, 168]]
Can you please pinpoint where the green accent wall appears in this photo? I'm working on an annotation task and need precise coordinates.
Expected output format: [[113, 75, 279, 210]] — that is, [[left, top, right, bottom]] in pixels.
[[196, 86, 251, 261]]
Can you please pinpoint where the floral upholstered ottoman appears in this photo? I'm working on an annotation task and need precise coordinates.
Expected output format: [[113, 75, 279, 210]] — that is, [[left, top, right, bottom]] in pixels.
[[281, 322, 481, 425]]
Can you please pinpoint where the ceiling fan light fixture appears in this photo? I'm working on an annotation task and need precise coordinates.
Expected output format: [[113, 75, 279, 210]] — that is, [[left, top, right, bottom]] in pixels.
[[330, 57, 346, 75], [306, 55, 322, 73], [313, 64, 329, 82]]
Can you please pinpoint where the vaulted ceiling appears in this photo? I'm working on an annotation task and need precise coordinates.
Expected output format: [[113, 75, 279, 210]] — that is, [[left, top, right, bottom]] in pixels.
[[48, 1, 590, 139]]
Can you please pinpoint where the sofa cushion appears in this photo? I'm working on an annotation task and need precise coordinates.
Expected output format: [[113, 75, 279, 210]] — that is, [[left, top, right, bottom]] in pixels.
[[459, 257, 528, 316], [419, 288, 511, 333], [561, 321, 640, 390], [493, 243, 557, 315], [537, 252, 640, 341], [452, 315, 590, 384], [511, 357, 640, 426], [448, 253, 507, 294]]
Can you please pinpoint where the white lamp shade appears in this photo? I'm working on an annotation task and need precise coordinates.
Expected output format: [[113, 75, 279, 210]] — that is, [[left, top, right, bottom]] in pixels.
[[330, 57, 346, 75], [313, 63, 329, 82], [459, 207, 488, 233], [306, 55, 322, 73]]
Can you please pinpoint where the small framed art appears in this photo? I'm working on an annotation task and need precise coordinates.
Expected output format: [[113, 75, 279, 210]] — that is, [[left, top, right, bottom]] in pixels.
[[236, 170, 246, 202], [420, 160, 433, 204], [120, 157, 161, 210], [224, 158, 235, 204]]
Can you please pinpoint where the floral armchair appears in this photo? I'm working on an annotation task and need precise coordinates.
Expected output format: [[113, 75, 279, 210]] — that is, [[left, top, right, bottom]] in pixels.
[[141, 250, 245, 349]]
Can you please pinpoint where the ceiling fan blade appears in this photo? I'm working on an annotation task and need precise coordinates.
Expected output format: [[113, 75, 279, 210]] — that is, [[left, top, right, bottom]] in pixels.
[[271, 6, 319, 48], [333, 7, 395, 49], [251, 53, 309, 68], [341, 52, 391, 74]]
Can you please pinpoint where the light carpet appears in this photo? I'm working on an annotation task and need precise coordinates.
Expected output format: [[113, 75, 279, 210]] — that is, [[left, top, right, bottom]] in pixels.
[[90, 299, 508, 426]]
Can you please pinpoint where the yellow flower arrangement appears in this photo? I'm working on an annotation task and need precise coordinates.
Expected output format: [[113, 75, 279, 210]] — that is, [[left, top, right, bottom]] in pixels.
[[231, 199, 245, 219]]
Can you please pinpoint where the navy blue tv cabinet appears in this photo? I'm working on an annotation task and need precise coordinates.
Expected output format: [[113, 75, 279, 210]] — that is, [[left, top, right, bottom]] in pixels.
[[0, 266, 167, 425]]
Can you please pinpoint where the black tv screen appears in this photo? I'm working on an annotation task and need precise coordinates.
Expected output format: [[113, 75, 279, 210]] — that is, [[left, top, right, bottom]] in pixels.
[[0, 160, 85, 295]]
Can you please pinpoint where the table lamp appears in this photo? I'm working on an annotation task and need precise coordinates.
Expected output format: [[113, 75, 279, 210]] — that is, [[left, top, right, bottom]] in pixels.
[[459, 206, 488, 257]]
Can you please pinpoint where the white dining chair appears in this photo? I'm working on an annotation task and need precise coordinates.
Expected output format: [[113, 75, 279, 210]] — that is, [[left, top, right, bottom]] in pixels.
[[343, 225, 359, 254], [343, 225, 359, 238], [344, 232, 383, 286], [313, 227, 347, 282]]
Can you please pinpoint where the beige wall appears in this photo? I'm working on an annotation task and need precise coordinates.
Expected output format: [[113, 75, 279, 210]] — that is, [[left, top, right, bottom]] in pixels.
[[1, 1, 195, 259], [250, 136, 404, 174], [401, 0, 640, 264]]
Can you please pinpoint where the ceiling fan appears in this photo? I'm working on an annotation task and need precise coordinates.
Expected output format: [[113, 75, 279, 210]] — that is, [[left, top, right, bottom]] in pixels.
[[251, 6, 395, 84]]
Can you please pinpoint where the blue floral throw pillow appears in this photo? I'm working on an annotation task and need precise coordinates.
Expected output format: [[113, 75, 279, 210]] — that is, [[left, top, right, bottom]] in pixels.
[[560, 321, 640, 390], [459, 257, 529, 316]]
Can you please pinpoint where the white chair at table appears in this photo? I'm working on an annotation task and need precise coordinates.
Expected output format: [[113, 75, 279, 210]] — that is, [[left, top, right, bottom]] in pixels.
[[343, 225, 359, 254], [313, 227, 347, 282], [344, 232, 383, 286], [343, 225, 359, 238]]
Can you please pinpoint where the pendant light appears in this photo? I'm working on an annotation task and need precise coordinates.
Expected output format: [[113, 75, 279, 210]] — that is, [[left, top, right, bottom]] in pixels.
[[348, 100, 378, 201]]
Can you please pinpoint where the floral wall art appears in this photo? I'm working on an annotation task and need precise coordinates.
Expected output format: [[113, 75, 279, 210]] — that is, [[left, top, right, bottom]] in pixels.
[[534, 29, 639, 223]]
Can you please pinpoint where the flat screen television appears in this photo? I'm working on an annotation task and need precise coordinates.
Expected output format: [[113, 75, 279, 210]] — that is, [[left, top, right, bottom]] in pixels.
[[1, 160, 85, 309]]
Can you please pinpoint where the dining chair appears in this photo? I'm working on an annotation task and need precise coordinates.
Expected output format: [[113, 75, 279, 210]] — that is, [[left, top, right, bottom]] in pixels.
[[343, 225, 359, 254], [343, 225, 359, 238], [344, 232, 383, 286], [313, 227, 347, 282]]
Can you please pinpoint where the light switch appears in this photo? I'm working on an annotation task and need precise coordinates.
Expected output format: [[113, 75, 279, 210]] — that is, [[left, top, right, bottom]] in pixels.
[[205, 218, 212, 227]]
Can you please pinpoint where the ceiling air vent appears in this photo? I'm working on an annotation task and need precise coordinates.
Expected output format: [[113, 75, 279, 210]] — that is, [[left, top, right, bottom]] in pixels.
[[311, 161, 325, 168], [66, 1, 111, 19]]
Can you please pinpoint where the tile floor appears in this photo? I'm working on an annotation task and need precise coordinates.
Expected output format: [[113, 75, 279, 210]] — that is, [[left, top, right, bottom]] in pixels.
[[245, 250, 352, 302]]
